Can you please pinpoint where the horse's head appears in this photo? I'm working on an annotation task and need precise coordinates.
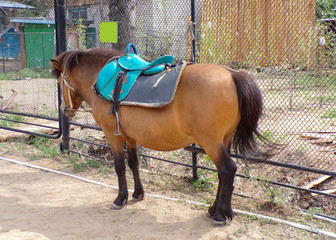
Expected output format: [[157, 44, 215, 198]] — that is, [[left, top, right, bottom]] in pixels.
[[51, 57, 84, 119]]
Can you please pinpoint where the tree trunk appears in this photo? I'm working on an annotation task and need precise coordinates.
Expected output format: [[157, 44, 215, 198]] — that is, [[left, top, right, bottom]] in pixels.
[[109, 0, 137, 51]]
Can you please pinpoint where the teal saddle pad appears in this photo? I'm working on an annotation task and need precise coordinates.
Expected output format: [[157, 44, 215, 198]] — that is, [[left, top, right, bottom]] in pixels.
[[94, 61, 186, 107]]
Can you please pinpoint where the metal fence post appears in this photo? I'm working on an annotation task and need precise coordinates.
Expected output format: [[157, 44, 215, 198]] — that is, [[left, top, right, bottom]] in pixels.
[[190, 0, 196, 62], [54, 0, 70, 152], [192, 144, 198, 181]]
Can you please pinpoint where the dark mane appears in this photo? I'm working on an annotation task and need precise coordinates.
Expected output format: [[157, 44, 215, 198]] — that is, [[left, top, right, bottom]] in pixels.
[[51, 48, 123, 78]]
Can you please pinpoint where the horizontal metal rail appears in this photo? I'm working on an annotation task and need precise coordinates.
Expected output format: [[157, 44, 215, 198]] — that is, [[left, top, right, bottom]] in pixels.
[[69, 121, 101, 131], [0, 110, 62, 139], [184, 145, 336, 177], [69, 137, 110, 149]]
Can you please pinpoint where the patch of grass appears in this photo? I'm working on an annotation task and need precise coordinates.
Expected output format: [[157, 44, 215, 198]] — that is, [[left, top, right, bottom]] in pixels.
[[67, 153, 86, 172], [101, 167, 111, 175], [27, 135, 50, 147], [193, 170, 216, 191], [27, 135, 61, 158], [295, 75, 336, 86], [321, 109, 336, 118], [72, 161, 87, 172], [0, 68, 52, 80], [305, 207, 323, 221], [0, 72, 16, 80], [312, 94, 336, 102], [87, 159, 100, 168], [0, 113, 24, 127], [259, 178, 279, 203]]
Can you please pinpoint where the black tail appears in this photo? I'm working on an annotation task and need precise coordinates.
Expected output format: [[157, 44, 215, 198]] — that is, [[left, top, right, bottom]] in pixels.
[[231, 70, 275, 158]]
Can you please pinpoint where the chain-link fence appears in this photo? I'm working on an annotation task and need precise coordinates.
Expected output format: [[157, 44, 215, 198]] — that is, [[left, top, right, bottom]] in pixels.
[[0, 0, 335, 216]]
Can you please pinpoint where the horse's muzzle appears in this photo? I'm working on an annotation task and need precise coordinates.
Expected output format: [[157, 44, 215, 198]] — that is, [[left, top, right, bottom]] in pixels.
[[60, 104, 76, 119]]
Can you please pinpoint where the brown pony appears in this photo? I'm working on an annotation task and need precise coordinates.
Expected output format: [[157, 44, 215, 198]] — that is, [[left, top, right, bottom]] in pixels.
[[51, 48, 271, 225]]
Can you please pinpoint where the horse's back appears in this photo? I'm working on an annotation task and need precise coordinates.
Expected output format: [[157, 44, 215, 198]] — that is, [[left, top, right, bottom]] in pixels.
[[178, 63, 238, 100]]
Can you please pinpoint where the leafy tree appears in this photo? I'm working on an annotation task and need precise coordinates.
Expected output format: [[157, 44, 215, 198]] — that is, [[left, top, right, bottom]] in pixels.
[[109, 0, 137, 51], [19, 0, 48, 17], [316, 0, 336, 19]]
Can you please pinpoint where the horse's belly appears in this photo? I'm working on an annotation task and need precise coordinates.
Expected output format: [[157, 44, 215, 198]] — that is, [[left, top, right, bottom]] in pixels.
[[137, 131, 195, 151]]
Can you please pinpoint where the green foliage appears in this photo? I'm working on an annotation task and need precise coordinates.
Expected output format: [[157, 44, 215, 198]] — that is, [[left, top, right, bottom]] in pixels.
[[0, 68, 52, 80], [259, 179, 278, 203], [316, 0, 336, 19], [72, 161, 87, 172], [0, 72, 16, 80], [193, 170, 215, 191], [27, 135, 61, 157], [67, 154, 86, 172], [102, 168, 111, 175], [19, 0, 48, 17], [87, 159, 101, 168], [321, 109, 336, 118], [77, 18, 87, 50], [305, 207, 323, 220], [295, 74, 336, 86], [261, 129, 276, 142], [27, 135, 49, 147], [0, 113, 24, 127]]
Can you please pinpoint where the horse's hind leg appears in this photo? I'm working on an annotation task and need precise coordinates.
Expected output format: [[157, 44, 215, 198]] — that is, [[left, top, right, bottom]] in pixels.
[[205, 144, 237, 225], [126, 140, 144, 202]]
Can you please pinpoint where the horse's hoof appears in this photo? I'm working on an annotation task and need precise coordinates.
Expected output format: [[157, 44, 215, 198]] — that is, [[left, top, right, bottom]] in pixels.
[[111, 203, 124, 210], [206, 212, 214, 219], [213, 219, 228, 226], [131, 194, 144, 202], [111, 199, 127, 210], [213, 216, 232, 226]]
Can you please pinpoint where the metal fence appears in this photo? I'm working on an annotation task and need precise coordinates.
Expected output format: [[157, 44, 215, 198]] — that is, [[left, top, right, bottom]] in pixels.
[[0, 0, 335, 217]]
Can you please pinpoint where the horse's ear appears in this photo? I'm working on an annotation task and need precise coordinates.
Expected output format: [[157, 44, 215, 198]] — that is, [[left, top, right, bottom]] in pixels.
[[50, 59, 62, 71]]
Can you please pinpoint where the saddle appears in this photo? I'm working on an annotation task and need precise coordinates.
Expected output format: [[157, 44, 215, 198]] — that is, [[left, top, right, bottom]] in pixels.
[[95, 43, 174, 103], [94, 43, 175, 135]]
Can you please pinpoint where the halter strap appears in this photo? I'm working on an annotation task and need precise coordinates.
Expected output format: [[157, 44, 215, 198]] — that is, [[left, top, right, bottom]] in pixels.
[[61, 73, 75, 91], [60, 72, 91, 113]]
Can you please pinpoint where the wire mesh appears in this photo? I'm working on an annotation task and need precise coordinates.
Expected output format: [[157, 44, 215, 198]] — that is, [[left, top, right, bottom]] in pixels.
[[0, 0, 335, 215]]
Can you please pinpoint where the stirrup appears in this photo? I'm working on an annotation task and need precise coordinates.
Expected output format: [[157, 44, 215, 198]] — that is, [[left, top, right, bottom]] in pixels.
[[114, 111, 122, 136]]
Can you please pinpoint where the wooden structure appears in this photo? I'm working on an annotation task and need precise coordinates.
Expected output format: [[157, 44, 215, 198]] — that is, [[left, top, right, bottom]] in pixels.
[[200, 0, 317, 68]]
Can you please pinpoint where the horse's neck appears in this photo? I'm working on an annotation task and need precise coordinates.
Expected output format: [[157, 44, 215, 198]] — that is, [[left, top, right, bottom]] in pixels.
[[76, 62, 107, 107], [75, 55, 113, 107], [72, 70, 96, 107]]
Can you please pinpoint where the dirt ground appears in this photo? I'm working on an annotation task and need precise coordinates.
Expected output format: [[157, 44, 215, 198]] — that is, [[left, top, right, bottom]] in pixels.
[[0, 138, 335, 240]]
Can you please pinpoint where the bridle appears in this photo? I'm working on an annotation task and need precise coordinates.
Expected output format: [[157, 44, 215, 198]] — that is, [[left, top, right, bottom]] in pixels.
[[60, 72, 91, 114]]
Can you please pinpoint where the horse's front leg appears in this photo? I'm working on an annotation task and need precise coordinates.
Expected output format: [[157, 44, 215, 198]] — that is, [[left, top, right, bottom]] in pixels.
[[126, 140, 144, 202], [111, 148, 128, 209], [105, 136, 128, 210]]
